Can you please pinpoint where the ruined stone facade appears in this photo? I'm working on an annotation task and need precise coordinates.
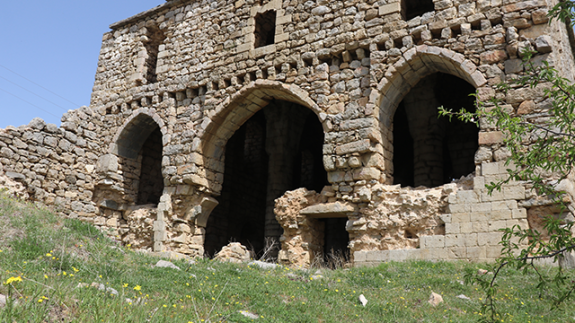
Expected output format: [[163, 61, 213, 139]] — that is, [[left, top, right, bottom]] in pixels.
[[1, 0, 575, 267]]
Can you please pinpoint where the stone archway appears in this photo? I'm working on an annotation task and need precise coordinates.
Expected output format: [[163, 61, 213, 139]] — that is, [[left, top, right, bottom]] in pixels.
[[192, 82, 330, 257], [393, 72, 478, 187], [95, 110, 168, 207], [372, 46, 487, 184], [202, 96, 328, 257]]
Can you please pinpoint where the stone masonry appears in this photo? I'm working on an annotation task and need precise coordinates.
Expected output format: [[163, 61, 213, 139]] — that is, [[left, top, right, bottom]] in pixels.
[[1, 0, 575, 267]]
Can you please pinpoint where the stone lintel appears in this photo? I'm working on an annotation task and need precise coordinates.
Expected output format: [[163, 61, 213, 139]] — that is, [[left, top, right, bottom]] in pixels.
[[300, 202, 354, 218]]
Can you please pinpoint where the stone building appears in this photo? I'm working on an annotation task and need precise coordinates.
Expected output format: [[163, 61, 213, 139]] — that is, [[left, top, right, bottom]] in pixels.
[[1, 0, 574, 267]]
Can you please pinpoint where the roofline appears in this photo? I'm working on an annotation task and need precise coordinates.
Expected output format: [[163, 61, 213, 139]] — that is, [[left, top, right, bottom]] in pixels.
[[109, 0, 185, 30]]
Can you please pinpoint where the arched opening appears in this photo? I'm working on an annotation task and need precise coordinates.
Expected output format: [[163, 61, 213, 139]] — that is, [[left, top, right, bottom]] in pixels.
[[113, 113, 164, 205], [402, 0, 435, 21], [392, 73, 478, 188], [143, 25, 166, 84], [204, 100, 327, 257]]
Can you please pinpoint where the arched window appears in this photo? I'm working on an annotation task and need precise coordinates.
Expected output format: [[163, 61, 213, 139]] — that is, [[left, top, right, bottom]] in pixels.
[[142, 25, 166, 83]]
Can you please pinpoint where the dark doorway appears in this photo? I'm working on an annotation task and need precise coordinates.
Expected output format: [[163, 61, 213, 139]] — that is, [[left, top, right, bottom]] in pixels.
[[204, 101, 328, 257], [322, 218, 350, 267], [136, 127, 164, 205], [393, 73, 478, 187]]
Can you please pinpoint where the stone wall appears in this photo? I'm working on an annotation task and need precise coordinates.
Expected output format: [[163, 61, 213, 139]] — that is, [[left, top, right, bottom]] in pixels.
[[0, 113, 98, 218], [0, 0, 573, 266]]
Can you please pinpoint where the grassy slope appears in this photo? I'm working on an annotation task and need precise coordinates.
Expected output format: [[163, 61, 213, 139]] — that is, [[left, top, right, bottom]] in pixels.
[[0, 192, 572, 323]]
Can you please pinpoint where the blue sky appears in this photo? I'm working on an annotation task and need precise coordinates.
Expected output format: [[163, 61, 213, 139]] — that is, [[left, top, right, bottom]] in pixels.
[[0, 1, 163, 128]]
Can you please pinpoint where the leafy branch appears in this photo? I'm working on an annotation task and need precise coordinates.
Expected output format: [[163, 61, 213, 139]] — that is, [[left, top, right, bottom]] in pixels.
[[439, 4, 575, 321]]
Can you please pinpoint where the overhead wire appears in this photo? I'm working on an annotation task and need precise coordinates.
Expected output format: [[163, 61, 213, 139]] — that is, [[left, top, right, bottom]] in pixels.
[[0, 74, 69, 112], [0, 86, 61, 119], [0, 63, 81, 108]]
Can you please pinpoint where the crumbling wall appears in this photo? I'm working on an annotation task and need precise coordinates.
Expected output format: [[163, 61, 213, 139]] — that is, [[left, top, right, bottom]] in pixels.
[[0, 112, 99, 217]]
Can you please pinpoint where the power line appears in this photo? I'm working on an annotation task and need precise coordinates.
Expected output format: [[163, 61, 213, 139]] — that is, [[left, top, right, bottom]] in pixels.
[[0, 86, 61, 119], [0, 74, 69, 112], [0, 64, 80, 108]]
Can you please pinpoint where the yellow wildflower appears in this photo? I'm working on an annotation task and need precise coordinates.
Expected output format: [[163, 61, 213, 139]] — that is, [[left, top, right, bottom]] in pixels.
[[5, 276, 22, 285]]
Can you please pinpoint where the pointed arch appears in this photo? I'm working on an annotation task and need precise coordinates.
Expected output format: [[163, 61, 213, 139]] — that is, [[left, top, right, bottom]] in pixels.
[[198, 80, 325, 181], [110, 109, 167, 159], [372, 45, 487, 130], [372, 46, 488, 186]]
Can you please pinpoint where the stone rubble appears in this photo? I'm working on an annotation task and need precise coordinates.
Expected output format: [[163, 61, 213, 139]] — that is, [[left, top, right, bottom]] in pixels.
[[214, 242, 251, 263]]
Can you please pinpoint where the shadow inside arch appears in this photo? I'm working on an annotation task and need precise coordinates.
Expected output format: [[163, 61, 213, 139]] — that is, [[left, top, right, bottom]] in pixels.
[[198, 82, 325, 194]]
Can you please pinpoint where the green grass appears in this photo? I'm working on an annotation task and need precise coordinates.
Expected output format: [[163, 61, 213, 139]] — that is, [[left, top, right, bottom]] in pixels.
[[0, 192, 573, 322]]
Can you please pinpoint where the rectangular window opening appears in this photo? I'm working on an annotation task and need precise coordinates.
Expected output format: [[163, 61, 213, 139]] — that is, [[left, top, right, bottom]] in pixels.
[[254, 10, 277, 48]]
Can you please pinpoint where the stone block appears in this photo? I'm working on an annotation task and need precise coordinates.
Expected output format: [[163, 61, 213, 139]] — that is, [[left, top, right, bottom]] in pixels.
[[464, 233, 478, 247], [388, 249, 408, 262], [473, 221, 489, 232], [480, 189, 505, 202], [460, 222, 474, 234], [505, 59, 523, 74], [276, 14, 292, 25], [489, 209, 512, 221], [448, 247, 467, 259], [478, 131, 503, 145], [512, 208, 527, 219], [251, 44, 276, 58], [473, 176, 485, 190], [379, 3, 401, 15], [470, 202, 491, 212], [503, 185, 525, 200], [488, 220, 507, 232], [518, 24, 547, 39], [486, 246, 502, 258], [445, 223, 460, 234], [447, 204, 470, 213], [466, 246, 486, 260], [478, 232, 503, 246], [354, 251, 368, 262], [275, 33, 289, 43], [336, 139, 372, 155], [445, 234, 466, 247], [451, 212, 470, 223], [352, 167, 381, 181], [366, 250, 388, 262], [507, 219, 529, 229], [456, 191, 479, 203], [421, 235, 445, 248], [300, 202, 354, 218]]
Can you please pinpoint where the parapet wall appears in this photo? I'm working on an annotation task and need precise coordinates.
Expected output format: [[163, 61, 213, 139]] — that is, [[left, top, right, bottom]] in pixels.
[[1, 0, 574, 267]]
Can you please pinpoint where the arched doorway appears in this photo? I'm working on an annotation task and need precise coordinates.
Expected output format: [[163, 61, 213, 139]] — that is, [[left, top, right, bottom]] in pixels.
[[392, 73, 478, 187], [204, 100, 327, 257], [111, 113, 165, 205]]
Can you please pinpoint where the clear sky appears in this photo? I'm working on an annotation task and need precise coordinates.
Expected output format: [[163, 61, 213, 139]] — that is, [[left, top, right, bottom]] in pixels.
[[0, 0, 164, 128]]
